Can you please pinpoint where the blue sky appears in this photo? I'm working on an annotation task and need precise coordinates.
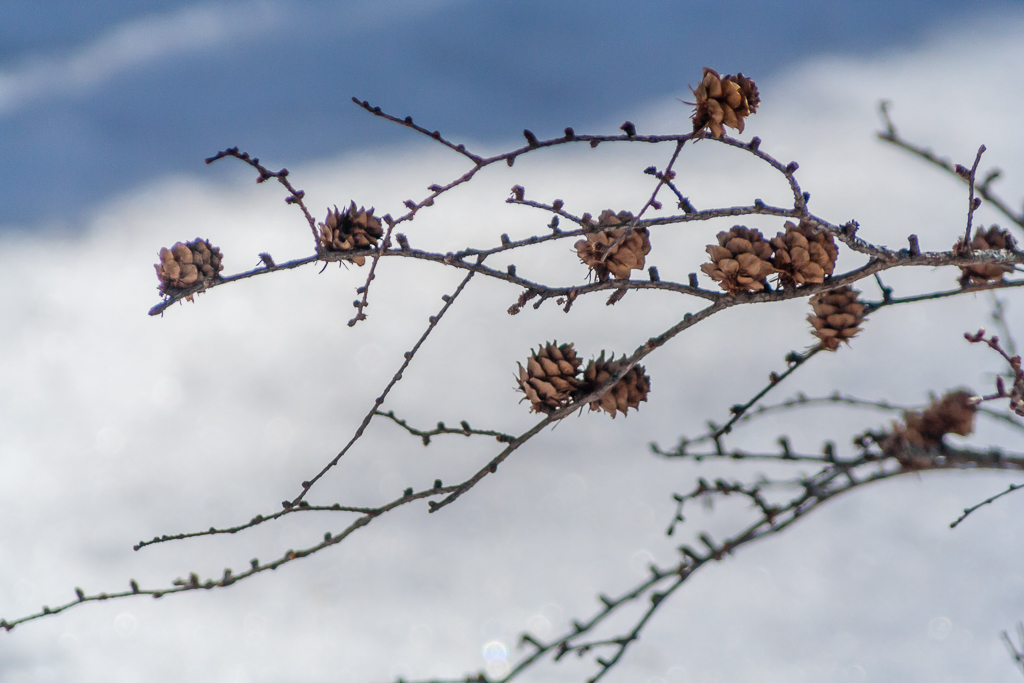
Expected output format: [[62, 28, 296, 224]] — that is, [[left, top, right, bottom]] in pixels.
[[1, 0, 1020, 229]]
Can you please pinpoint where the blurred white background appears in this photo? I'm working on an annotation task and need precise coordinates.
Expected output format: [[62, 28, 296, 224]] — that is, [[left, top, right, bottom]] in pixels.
[[1, 7, 1023, 683]]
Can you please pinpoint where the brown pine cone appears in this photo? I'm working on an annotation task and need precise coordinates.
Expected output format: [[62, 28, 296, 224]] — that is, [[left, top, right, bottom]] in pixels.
[[770, 220, 838, 288], [958, 226, 1015, 286], [574, 210, 651, 281], [700, 226, 775, 294], [902, 390, 977, 445], [691, 67, 760, 139], [884, 390, 977, 469], [155, 238, 224, 294], [808, 286, 866, 351], [581, 352, 650, 418], [1010, 374, 1024, 417], [516, 342, 584, 414], [319, 201, 384, 266]]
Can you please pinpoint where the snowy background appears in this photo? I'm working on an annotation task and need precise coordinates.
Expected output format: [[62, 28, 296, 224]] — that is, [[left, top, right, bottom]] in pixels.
[[1, 3, 1024, 682]]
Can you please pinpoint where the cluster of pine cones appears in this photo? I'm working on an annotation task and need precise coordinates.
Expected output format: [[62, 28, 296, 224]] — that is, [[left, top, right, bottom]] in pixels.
[[516, 342, 650, 418], [702, 221, 838, 294], [883, 390, 977, 470], [154, 238, 224, 295], [700, 222, 864, 350], [318, 202, 384, 266], [958, 225, 1016, 286], [690, 67, 760, 139], [575, 210, 651, 281]]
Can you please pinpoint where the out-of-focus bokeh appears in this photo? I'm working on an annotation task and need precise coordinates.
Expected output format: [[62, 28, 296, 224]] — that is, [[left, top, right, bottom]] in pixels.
[[1, 3, 1024, 683], [0, 0, 1020, 228]]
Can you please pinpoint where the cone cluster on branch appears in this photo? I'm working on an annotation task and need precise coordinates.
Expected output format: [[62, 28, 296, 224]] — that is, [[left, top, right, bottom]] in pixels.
[[701, 226, 776, 294], [958, 226, 1016, 286], [516, 343, 650, 418], [690, 67, 760, 139], [154, 239, 224, 295], [582, 352, 651, 418], [702, 223, 840, 295], [884, 390, 977, 469], [318, 202, 384, 266], [575, 210, 651, 281], [808, 286, 866, 351], [771, 220, 838, 288]]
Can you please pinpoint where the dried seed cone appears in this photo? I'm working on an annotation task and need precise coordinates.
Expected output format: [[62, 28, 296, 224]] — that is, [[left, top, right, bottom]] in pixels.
[[770, 221, 838, 288], [808, 286, 865, 351], [700, 226, 775, 294], [902, 391, 977, 445], [959, 226, 1015, 286], [574, 210, 651, 281], [516, 342, 584, 414], [691, 67, 760, 139], [885, 390, 977, 469], [154, 238, 224, 294], [1010, 375, 1024, 417], [318, 201, 384, 266], [582, 352, 650, 418]]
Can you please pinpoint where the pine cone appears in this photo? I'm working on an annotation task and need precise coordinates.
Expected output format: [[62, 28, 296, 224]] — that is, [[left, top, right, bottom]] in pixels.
[[516, 342, 584, 414], [691, 67, 760, 139], [700, 226, 775, 294], [319, 201, 384, 266], [1010, 374, 1024, 417], [885, 390, 977, 469], [770, 220, 838, 288], [958, 226, 1015, 286], [581, 352, 650, 418], [155, 238, 224, 294], [808, 286, 866, 351], [574, 210, 651, 281]]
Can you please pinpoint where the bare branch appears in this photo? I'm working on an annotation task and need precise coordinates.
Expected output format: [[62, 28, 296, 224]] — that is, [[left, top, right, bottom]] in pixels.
[[878, 102, 1024, 231], [950, 482, 1024, 528]]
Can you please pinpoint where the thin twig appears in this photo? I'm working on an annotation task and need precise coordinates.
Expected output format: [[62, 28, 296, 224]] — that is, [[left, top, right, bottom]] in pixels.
[[205, 148, 320, 246], [1003, 622, 1024, 677], [950, 482, 1024, 528], [287, 268, 479, 509], [375, 410, 515, 445], [962, 145, 987, 247], [878, 103, 1023, 230]]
